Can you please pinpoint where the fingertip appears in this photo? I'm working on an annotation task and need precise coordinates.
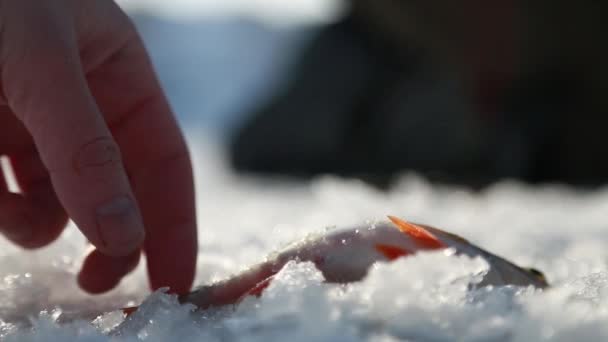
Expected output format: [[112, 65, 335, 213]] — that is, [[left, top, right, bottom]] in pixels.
[[148, 252, 195, 295], [17, 208, 67, 250], [148, 251, 196, 296], [146, 221, 197, 296], [150, 276, 193, 296], [78, 249, 140, 294], [0, 215, 34, 246], [0, 191, 67, 249], [78, 269, 122, 294]]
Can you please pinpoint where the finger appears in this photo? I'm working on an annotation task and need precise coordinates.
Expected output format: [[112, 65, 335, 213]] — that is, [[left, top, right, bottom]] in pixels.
[[0, 152, 31, 242], [0, 192, 31, 243], [0, 105, 33, 152], [0, 151, 65, 246], [86, 31, 197, 294], [0, 161, 31, 242], [0, 163, 7, 193], [78, 248, 141, 294], [0, 107, 66, 247], [0, 6, 145, 256], [5, 151, 68, 248]]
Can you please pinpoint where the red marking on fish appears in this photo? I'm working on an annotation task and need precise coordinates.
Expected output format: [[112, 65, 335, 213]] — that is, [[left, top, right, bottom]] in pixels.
[[375, 244, 411, 261], [246, 276, 274, 298], [122, 306, 138, 317], [112, 216, 547, 317], [387, 215, 445, 249]]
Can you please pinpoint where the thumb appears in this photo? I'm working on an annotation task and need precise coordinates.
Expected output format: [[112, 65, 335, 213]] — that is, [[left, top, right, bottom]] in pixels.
[[0, 9, 144, 256]]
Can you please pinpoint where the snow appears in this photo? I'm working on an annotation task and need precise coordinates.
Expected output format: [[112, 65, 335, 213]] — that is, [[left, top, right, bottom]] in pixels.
[[3, 140, 608, 341], [114, 0, 344, 26], [3, 7, 608, 342]]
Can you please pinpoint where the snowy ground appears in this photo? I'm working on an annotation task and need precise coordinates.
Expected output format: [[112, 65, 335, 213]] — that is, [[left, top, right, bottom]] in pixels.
[[3, 138, 608, 341], [4, 5, 608, 341]]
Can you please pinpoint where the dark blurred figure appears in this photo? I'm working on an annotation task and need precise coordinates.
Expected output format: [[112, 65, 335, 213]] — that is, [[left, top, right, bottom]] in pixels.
[[230, 1, 608, 187]]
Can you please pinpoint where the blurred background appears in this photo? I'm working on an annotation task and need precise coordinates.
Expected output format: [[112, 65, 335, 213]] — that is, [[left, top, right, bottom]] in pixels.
[[118, 0, 608, 189]]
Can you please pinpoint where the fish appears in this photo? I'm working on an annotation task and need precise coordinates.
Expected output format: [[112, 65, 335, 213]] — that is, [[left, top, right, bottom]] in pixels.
[[123, 216, 548, 315]]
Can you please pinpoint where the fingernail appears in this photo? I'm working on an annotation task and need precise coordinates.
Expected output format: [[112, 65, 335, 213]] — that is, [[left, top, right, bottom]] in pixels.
[[96, 196, 145, 256]]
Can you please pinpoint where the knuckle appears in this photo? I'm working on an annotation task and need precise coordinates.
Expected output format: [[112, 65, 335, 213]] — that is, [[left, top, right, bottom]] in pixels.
[[72, 136, 123, 180]]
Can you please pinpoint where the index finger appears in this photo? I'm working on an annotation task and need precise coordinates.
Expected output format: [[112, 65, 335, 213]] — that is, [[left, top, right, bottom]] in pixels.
[[85, 31, 198, 294], [0, 4, 145, 256]]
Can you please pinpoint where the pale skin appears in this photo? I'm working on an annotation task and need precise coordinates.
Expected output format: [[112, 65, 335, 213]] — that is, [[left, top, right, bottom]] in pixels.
[[0, 0, 197, 294]]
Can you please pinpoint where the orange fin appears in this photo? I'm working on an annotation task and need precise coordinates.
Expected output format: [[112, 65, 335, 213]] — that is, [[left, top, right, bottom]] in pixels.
[[387, 215, 445, 249], [375, 244, 411, 261]]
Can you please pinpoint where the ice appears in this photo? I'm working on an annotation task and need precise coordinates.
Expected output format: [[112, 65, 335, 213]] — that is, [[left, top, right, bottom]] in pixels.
[[2, 138, 608, 341], [3, 4, 608, 339]]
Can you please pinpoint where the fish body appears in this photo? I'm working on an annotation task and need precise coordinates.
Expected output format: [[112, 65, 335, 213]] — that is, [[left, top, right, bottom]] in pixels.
[[174, 217, 548, 311]]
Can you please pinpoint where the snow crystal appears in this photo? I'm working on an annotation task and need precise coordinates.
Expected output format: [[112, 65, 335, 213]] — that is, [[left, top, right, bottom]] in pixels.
[[2, 138, 608, 341]]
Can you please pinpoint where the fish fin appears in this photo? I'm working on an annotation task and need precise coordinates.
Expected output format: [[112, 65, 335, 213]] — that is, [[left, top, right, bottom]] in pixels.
[[375, 244, 411, 261], [122, 306, 138, 317], [387, 215, 445, 249]]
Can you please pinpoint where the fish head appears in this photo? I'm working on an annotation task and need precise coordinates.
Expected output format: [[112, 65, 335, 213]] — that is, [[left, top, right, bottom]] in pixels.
[[439, 232, 549, 289], [393, 218, 550, 289], [473, 250, 550, 289]]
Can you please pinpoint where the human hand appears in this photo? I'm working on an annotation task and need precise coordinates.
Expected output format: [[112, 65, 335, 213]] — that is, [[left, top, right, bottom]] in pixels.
[[0, 0, 197, 294]]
